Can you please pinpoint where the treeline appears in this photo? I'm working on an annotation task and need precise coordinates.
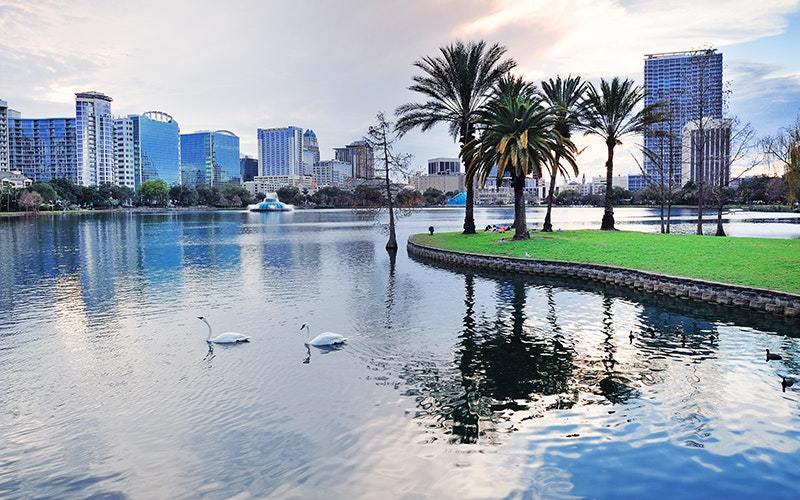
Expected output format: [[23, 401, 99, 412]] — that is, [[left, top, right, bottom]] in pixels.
[[0, 178, 254, 212], [555, 175, 794, 207], [275, 185, 458, 209]]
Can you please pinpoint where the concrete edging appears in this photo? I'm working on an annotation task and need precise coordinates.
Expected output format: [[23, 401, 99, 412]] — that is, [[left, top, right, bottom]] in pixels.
[[407, 236, 800, 318]]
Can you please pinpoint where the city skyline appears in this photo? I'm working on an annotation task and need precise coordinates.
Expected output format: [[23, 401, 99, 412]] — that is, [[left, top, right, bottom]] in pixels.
[[1, 1, 799, 178]]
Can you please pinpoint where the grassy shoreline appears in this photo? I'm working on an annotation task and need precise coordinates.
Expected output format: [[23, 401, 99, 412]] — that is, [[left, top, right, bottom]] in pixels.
[[412, 230, 800, 294]]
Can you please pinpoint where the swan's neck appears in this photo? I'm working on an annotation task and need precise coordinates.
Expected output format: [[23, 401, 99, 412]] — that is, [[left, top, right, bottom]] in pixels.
[[305, 326, 311, 342], [204, 321, 213, 341]]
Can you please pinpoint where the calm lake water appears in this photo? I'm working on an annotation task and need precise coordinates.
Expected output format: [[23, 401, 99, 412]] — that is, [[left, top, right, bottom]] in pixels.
[[1, 207, 799, 499]]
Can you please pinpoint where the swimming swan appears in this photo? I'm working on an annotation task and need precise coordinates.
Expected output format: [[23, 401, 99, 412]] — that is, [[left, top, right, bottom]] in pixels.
[[301, 323, 346, 346], [198, 316, 250, 344]]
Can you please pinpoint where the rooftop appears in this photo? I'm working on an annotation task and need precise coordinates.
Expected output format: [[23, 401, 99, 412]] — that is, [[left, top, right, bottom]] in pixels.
[[75, 91, 113, 102]]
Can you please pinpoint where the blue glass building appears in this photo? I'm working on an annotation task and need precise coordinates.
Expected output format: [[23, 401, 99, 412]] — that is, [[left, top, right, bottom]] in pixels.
[[240, 155, 258, 182], [643, 49, 723, 186], [7, 116, 78, 182], [180, 130, 240, 187], [135, 112, 180, 187], [257, 126, 303, 177]]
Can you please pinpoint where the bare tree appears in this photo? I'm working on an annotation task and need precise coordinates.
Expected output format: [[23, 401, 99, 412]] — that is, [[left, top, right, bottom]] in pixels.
[[762, 114, 800, 203], [633, 128, 677, 233], [710, 117, 759, 236], [366, 112, 414, 250]]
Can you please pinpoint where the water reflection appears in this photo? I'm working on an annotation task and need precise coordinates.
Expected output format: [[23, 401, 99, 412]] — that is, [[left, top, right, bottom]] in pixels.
[[2, 209, 800, 498]]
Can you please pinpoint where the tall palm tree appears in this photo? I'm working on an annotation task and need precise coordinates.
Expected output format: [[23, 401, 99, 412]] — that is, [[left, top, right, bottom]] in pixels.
[[467, 77, 578, 240], [395, 41, 516, 234], [582, 78, 664, 230], [539, 75, 587, 232]]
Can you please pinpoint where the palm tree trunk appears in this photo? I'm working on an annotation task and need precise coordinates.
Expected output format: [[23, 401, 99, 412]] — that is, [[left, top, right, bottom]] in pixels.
[[513, 175, 529, 240], [542, 153, 559, 232], [463, 178, 476, 234], [461, 127, 476, 235], [601, 141, 616, 230], [715, 199, 725, 236]]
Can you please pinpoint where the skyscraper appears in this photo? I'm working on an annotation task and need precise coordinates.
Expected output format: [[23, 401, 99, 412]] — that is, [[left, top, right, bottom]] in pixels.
[[302, 129, 320, 176], [8, 115, 78, 182], [0, 100, 9, 171], [75, 91, 115, 186], [180, 130, 240, 187], [334, 139, 374, 179], [240, 155, 258, 183], [681, 118, 731, 187], [113, 116, 136, 189], [114, 111, 181, 189], [257, 126, 303, 177], [643, 49, 723, 185]]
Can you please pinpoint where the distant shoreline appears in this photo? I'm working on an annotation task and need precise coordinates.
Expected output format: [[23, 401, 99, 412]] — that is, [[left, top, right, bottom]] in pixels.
[[1, 203, 794, 219]]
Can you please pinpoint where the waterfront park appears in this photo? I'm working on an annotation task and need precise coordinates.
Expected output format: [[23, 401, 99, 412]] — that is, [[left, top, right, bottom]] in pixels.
[[3, 9, 800, 500]]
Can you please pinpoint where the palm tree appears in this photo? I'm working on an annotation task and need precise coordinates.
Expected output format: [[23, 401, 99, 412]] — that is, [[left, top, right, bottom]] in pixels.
[[395, 41, 516, 234], [582, 78, 663, 230], [467, 77, 578, 240], [539, 75, 587, 232]]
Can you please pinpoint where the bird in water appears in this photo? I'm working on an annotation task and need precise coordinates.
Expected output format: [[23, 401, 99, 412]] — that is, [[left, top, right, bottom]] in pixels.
[[629, 331, 635, 344], [197, 316, 250, 344], [301, 323, 347, 347], [782, 376, 796, 392], [766, 349, 783, 362]]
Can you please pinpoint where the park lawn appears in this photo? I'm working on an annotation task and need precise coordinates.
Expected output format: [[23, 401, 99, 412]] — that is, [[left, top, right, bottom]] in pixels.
[[412, 230, 800, 294]]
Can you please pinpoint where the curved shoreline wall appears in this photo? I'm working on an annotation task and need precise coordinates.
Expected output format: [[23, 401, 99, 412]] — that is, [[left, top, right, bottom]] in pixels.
[[407, 237, 800, 318]]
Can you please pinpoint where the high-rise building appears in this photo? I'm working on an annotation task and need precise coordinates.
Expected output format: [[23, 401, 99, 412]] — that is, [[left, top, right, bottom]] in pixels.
[[643, 49, 723, 186], [681, 118, 731, 187], [313, 159, 352, 186], [113, 116, 136, 189], [180, 130, 240, 187], [114, 111, 181, 189], [0, 100, 9, 171], [302, 129, 320, 176], [334, 139, 374, 179], [8, 115, 78, 182], [427, 157, 461, 175], [257, 126, 303, 177], [240, 155, 258, 183], [75, 91, 115, 186]]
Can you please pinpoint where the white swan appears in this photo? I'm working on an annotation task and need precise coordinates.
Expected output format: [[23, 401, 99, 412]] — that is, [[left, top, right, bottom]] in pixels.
[[301, 323, 346, 346], [198, 316, 250, 344]]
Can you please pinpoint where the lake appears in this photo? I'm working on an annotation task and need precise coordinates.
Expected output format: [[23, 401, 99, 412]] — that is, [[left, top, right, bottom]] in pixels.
[[1, 207, 799, 498]]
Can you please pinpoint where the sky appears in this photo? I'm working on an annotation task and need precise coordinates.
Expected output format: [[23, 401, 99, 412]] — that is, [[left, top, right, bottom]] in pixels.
[[1, 0, 799, 179]]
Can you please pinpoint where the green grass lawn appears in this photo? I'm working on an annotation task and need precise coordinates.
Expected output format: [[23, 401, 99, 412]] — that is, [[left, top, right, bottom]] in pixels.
[[412, 230, 800, 294]]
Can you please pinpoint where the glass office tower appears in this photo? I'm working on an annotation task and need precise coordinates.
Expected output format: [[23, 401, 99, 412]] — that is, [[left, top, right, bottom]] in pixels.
[[257, 126, 304, 177], [135, 111, 181, 187], [180, 130, 240, 187], [643, 49, 723, 186], [7, 116, 78, 182]]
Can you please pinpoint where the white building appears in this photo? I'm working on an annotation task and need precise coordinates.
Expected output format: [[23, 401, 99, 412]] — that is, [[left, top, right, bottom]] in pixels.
[[313, 160, 352, 187], [0, 100, 9, 171], [244, 175, 315, 197], [0, 169, 32, 188], [411, 173, 465, 193], [75, 91, 115, 186], [113, 116, 136, 189], [427, 157, 461, 175], [590, 174, 629, 195], [681, 118, 731, 187], [257, 126, 304, 177]]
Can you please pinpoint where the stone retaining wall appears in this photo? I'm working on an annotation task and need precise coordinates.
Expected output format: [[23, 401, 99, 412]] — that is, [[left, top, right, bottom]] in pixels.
[[407, 237, 800, 318]]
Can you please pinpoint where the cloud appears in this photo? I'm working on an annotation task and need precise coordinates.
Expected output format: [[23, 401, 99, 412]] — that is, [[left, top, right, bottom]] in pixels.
[[455, 0, 798, 78], [0, 0, 798, 177]]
